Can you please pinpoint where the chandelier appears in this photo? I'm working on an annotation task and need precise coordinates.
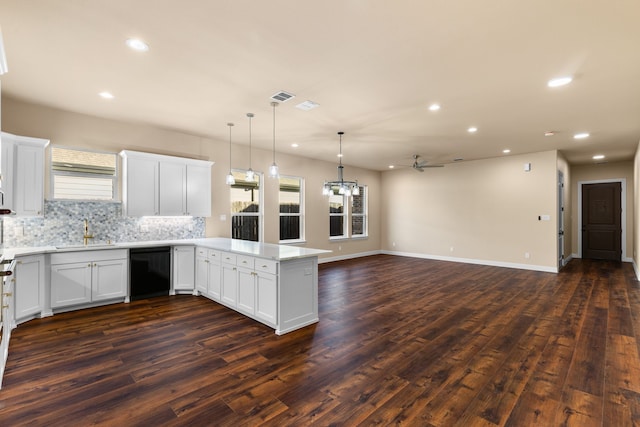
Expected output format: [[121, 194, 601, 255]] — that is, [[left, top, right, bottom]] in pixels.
[[322, 132, 359, 197]]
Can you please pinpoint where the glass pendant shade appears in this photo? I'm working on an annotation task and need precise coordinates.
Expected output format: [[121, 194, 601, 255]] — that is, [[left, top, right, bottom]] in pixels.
[[226, 173, 235, 185], [269, 162, 279, 178]]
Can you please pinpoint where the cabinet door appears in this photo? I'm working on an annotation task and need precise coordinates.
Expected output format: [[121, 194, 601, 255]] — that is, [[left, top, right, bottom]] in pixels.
[[14, 143, 44, 216], [195, 255, 209, 294], [0, 138, 14, 210], [208, 261, 221, 301], [186, 164, 211, 217], [255, 271, 277, 326], [159, 161, 186, 216], [14, 255, 44, 320], [173, 246, 195, 291], [221, 263, 237, 307], [51, 262, 92, 308], [123, 156, 158, 216], [237, 267, 255, 315], [92, 259, 127, 301]]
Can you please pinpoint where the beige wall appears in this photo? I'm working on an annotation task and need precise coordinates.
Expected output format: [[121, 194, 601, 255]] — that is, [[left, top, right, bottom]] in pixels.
[[2, 96, 381, 259], [569, 161, 634, 260], [381, 150, 559, 270]]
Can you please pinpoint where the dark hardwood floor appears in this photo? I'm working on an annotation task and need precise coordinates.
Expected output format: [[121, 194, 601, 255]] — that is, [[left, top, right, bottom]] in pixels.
[[1, 255, 640, 426]]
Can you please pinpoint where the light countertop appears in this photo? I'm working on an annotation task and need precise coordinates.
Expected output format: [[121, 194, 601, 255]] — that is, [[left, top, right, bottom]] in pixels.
[[1, 237, 330, 261]]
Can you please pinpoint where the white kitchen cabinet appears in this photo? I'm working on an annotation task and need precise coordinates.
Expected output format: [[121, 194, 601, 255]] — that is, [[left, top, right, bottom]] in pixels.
[[173, 246, 195, 294], [237, 264, 255, 316], [221, 253, 238, 308], [0, 132, 48, 216], [92, 259, 128, 301], [121, 153, 158, 216], [1, 263, 14, 389], [121, 150, 213, 217], [255, 264, 278, 327], [13, 254, 46, 324], [195, 248, 221, 300], [186, 164, 211, 217], [51, 250, 128, 309], [159, 161, 186, 216], [0, 137, 14, 211]]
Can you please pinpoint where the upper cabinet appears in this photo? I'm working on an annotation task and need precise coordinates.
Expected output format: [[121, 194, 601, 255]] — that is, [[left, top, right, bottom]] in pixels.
[[120, 150, 213, 217], [1, 132, 49, 216]]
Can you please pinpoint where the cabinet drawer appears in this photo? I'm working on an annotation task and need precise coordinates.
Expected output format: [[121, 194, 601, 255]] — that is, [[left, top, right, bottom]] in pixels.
[[51, 249, 128, 265], [237, 255, 254, 269], [207, 250, 221, 262], [196, 247, 207, 257], [255, 259, 278, 275], [221, 252, 237, 265]]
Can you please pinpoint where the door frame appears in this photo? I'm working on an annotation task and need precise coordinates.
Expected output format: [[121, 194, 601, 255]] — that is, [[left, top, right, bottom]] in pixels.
[[558, 171, 565, 269], [577, 178, 627, 260]]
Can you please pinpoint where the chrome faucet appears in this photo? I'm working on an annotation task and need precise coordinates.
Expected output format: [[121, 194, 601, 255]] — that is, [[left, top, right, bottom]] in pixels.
[[83, 219, 94, 245]]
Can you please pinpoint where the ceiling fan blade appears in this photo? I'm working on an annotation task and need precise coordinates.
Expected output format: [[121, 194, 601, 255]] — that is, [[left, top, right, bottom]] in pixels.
[[414, 167, 425, 172], [422, 164, 444, 168]]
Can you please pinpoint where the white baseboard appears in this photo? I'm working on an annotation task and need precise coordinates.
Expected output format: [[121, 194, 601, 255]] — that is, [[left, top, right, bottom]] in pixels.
[[319, 250, 383, 264], [380, 250, 558, 273]]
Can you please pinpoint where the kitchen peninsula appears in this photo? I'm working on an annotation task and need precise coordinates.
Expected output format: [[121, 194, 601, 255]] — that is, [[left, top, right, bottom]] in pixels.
[[2, 237, 329, 335]]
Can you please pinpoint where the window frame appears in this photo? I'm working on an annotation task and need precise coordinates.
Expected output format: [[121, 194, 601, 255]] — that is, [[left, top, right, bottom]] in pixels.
[[328, 187, 348, 240], [329, 184, 368, 240], [278, 175, 305, 244], [351, 185, 368, 238], [49, 146, 118, 201], [230, 169, 264, 242]]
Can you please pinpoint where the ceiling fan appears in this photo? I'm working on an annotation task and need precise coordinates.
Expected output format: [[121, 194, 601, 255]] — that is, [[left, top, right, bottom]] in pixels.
[[408, 154, 444, 172]]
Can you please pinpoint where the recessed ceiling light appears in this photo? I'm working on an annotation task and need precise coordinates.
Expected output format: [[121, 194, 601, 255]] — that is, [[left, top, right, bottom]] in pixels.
[[126, 38, 149, 52], [468, 127, 478, 133], [428, 103, 441, 111], [593, 154, 605, 160], [388, 165, 395, 169], [544, 131, 555, 137], [548, 76, 572, 87], [99, 91, 114, 99], [291, 143, 299, 148], [503, 149, 511, 154], [574, 132, 590, 139]]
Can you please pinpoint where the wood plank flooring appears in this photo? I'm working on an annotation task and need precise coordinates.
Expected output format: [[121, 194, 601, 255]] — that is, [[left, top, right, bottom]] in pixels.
[[1, 255, 640, 426]]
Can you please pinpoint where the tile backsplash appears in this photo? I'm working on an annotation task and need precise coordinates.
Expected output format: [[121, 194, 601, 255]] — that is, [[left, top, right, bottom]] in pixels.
[[1, 200, 205, 248]]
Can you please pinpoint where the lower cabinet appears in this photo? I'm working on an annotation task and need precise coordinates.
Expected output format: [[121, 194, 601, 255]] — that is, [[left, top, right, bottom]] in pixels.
[[14, 254, 46, 324], [195, 248, 221, 300], [173, 246, 195, 294], [199, 248, 279, 328], [50, 250, 127, 309]]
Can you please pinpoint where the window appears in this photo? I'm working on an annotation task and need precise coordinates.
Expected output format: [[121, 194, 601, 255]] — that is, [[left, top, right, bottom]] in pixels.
[[329, 185, 367, 239], [329, 188, 346, 238], [51, 147, 117, 200], [351, 185, 367, 237], [279, 176, 304, 242], [230, 170, 262, 242]]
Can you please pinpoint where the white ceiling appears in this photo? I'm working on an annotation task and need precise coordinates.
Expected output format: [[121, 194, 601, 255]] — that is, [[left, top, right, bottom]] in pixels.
[[1, 0, 639, 170]]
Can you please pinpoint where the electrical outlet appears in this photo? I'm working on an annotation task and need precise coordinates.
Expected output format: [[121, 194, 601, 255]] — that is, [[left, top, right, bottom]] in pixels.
[[450, 247, 454, 252], [525, 252, 530, 259]]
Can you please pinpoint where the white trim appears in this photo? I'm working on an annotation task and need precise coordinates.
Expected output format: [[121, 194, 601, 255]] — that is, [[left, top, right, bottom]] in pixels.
[[577, 178, 626, 260], [318, 250, 382, 263], [319, 250, 558, 273]]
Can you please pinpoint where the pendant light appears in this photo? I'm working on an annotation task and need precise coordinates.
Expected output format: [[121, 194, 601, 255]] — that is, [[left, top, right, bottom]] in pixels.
[[323, 132, 359, 197], [245, 113, 255, 182], [225, 123, 235, 185], [269, 101, 279, 178]]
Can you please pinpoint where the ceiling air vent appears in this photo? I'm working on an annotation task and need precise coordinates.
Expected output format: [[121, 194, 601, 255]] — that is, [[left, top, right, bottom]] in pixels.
[[270, 91, 295, 103]]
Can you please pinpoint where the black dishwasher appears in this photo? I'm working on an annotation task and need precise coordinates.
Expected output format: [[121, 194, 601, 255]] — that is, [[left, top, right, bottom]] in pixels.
[[129, 247, 171, 301]]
